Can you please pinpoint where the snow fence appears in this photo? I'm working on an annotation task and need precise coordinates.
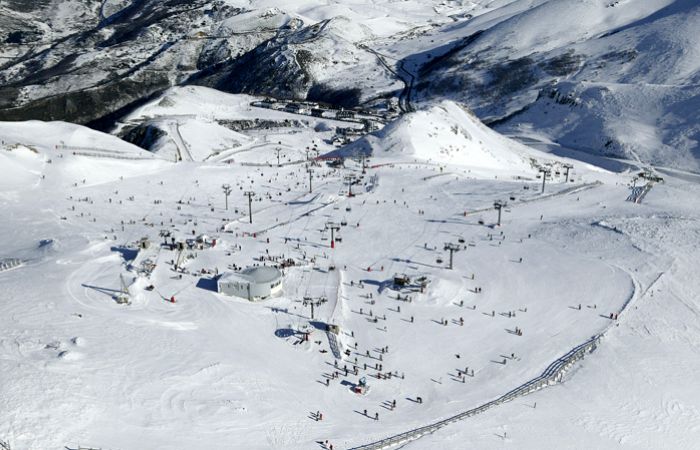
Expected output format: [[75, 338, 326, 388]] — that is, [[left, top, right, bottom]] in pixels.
[[347, 334, 601, 450], [0, 258, 21, 272]]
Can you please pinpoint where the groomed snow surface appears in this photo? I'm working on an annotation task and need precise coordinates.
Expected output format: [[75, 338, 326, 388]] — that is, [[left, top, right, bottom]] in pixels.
[[1, 96, 700, 450]]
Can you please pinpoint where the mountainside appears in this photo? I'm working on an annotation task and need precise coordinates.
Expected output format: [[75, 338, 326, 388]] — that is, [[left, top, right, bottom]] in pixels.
[[1, 0, 699, 168], [0, 119, 165, 192], [4, 4, 700, 449], [2, 94, 700, 450], [203, 16, 400, 109], [0, 0, 459, 125], [331, 100, 556, 178], [0, 0, 247, 124], [407, 0, 700, 169]]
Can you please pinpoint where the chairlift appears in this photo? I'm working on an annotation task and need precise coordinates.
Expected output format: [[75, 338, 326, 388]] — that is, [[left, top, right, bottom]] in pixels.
[[335, 235, 343, 242]]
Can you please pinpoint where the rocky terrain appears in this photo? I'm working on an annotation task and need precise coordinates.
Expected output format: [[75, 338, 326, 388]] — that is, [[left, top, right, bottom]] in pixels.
[[1, 0, 699, 168]]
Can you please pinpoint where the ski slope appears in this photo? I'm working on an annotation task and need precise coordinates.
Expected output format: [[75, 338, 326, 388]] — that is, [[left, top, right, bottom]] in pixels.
[[0, 95, 699, 450]]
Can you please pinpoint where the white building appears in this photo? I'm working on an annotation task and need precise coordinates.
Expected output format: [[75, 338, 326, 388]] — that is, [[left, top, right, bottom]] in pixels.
[[218, 266, 283, 301]]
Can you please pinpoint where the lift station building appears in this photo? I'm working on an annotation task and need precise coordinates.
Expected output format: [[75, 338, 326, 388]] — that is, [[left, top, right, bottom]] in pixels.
[[218, 266, 283, 301]]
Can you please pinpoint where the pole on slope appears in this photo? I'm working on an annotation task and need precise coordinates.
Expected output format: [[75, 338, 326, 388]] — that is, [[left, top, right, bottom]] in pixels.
[[563, 164, 573, 183], [244, 191, 255, 224], [443, 243, 460, 270], [326, 221, 340, 249], [344, 175, 355, 197], [303, 296, 315, 319], [493, 200, 507, 227], [539, 167, 551, 193], [222, 184, 232, 210]]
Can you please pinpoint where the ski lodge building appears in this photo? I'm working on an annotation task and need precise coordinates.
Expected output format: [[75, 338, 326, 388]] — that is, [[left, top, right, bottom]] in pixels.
[[218, 266, 283, 301]]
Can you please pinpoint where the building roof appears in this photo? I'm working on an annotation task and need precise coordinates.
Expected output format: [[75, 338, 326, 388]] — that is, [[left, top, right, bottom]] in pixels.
[[219, 266, 282, 284]]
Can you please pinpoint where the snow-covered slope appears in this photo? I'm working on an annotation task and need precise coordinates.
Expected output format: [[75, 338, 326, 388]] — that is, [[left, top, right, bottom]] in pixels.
[[117, 86, 361, 163], [2, 3, 700, 447], [2, 111, 699, 450], [0, 121, 167, 192], [0, 0, 467, 124], [407, 0, 700, 170], [0, 120, 158, 157], [333, 100, 572, 179], [2, 0, 699, 169], [205, 15, 400, 107]]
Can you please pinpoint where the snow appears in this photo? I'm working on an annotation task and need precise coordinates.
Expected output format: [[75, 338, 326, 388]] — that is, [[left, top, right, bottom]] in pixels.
[[1, 1, 700, 448], [331, 100, 587, 180], [118, 86, 372, 164], [0, 144, 44, 194], [2, 97, 699, 450], [391, 0, 700, 170]]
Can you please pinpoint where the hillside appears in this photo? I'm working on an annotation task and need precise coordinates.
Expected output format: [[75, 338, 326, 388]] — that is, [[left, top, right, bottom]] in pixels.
[[0, 120, 166, 192], [405, 0, 700, 169], [1, 1, 698, 169], [333, 100, 549, 177], [1, 3, 700, 450], [1, 108, 699, 449]]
